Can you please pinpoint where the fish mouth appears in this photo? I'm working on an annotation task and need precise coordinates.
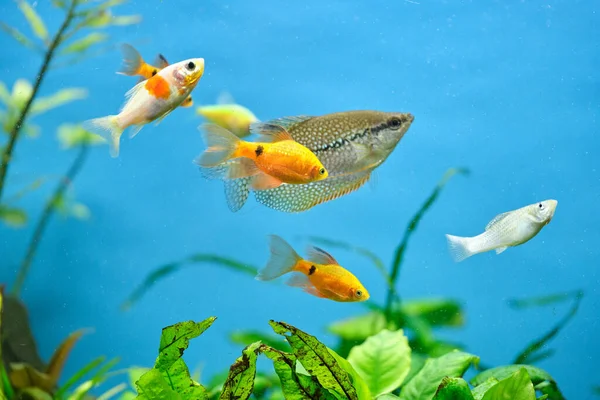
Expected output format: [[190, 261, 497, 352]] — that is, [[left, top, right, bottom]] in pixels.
[[187, 58, 205, 85]]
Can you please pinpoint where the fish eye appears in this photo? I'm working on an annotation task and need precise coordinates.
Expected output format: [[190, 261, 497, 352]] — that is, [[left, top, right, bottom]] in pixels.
[[538, 203, 544, 209], [319, 167, 326, 175], [389, 117, 403, 130], [186, 61, 195, 70], [356, 290, 363, 297]]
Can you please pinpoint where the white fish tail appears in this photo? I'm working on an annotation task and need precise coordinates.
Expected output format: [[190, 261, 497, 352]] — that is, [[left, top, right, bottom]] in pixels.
[[196, 123, 241, 167], [117, 43, 143, 76], [445, 234, 474, 262], [256, 235, 301, 281], [83, 115, 123, 158]]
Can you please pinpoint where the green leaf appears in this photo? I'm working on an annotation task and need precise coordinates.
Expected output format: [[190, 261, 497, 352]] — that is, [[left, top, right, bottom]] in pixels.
[[31, 88, 88, 115], [433, 377, 474, 400], [261, 345, 337, 400], [17, 0, 48, 42], [401, 299, 464, 328], [219, 342, 261, 400], [122, 255, 257, 310], [481, 368, 535, 400], [270, 320, 359, 400], [471, 377, 499, 400], [0, 205, 27, 227], [127, 367, 151, 389], [111, 15, 142, 26], [162, 359, 207, 399], [11, 79, 33, 108], [329, 347, 371, 400], [57, 123, 105, 148], [470, 365, 564, 400], [156, 318, 216, 371], [399, 350, 479, 400], [507, 290, 583, 309], [135, 368, 180, 399], [84, 10, 113, 28], [55, 356, 106, 398], [60, 32, 108, 54], [328, 312, 388, 341], [0, 22, 38, 50], [347, 329, 411, 397], [378, 396, 401, 400]]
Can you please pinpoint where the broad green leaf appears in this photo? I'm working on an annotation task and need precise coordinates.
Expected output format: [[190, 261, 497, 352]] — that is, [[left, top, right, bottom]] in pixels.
[[156, 318, 216, 371], [111, 15, 142, 26], [378, 396, 401, 400], [261, 345, 337, 400], [433, 377, 474, 400], [329, 347, 371, 400], [162, 359, 206, 399], [219, 342, 261, 400], [482, 368, 535, 400], [61, 32, 108, 54], [135, 368, 180, 400], [85, 10, 113, 28], [399, 351, 479, 400], [401, 299, 464, 327], [31, 88, 88, 115], [470, 365, 564, 400], [347, 329, 411, 397], [12, 79, 33, 108], [472, 378, 499, 400], [57, 123, 105, 148], [328, 312, 387, 341], [0, 205, 27, 227], [270, 320, 358, 400], [17, 0, 48, 42], [128, 367, 150, 389], [403, 353, 427, 386], [0, 22, 37, 50]]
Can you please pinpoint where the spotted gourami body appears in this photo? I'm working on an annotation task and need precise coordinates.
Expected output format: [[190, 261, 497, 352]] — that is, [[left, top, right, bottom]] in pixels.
[[445, 199, 558, 262], [85, 57, 205, 157], [117, 43, 194, 108], [256, 235, 370, 302], [203, 110, 414, 212]]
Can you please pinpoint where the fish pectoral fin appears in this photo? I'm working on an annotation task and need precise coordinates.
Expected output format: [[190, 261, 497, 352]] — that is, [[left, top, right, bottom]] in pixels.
[[495, 246, 508, 254], [254, 123, 294, 142], [227, 158, 260, 179], [153, 108, 176, 127], [285, 274, 325, 298], [485, 212, 511, 231], [351, 142, 371, 160], [217, 91, 235, 105], [128, 124, 144, 139], [251, 173, 283, 191], [306, 246, 339, 266]]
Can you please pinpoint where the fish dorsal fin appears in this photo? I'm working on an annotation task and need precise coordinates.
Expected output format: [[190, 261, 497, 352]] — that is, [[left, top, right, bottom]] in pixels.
[[250, 116, 313, 135], [256, 124, 294, 142], [485, 211, 511, 231], [217, 91, 236, 104], [306, 246, 339, 265], [153, 54, 169, 69]]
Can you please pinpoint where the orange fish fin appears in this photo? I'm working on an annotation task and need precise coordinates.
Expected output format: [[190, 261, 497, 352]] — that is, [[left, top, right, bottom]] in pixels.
[[256, 123, 294, 143], [227, 158, 259, 180], [117, 43, 144, 76], [251, 172, 283, 191], [256, 235, 301, 281], [306, 246, 339, 266], [286, 274, 325, 298], [144, 74, 171, 100], [180, 96, 193, 108], [154, 54, 170, 69]]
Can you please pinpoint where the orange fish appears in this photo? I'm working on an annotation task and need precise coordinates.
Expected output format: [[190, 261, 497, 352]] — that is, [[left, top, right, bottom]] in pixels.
[[84, 57, 205, 157], [117, 43, 193, 108], [195, 123, 328, 190], [256, 235, 370, 302]]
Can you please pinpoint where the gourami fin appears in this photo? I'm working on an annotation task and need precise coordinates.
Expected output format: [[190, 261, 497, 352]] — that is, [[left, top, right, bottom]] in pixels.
[[82, 116, 123, 158], [306, 246, 339, 265], [256, 235, 301, 281], [351, 142, 371, 161], [255, 123, 294, 142], [117, 43, 144, 76], [250, 116, 313, 135], [445, 234, 474, 262], [495, 246, 508, 254], [227, 158, 259, 180], [485, 211, 511, 231], [251, 172, 283, 190], [196, 123, 241, 167], [224, 178, 250, 212]]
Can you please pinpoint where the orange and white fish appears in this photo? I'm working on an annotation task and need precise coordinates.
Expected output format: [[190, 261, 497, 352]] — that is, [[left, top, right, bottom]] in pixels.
[[195, 123, 328, 190], [256, 235, 370, 302], [85, 57, 205, 157], [117, 44, 193, 108]]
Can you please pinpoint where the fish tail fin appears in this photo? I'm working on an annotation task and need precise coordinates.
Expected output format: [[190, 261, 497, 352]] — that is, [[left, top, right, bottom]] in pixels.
[[256, 235, 301, 281], [117, 43, 144, 76], [82, 115, 123, 158], [196, 123, 241, 167], [445, 234, 473, 262]]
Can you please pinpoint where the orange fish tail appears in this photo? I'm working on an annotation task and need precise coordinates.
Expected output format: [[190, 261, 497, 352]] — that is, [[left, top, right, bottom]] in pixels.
[[117, 43, 145, 76], [196, 124, 242, 167], [256, 235, 301, 281]]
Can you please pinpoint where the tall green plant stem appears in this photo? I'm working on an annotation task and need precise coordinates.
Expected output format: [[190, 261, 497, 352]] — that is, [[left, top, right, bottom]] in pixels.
[[0, 0, 78, 202], [11, 145, 89, 297]]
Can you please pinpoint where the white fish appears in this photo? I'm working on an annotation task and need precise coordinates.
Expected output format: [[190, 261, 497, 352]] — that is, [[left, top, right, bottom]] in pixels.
[[84, 57, 205, 157], [445, 199, 558, 262]]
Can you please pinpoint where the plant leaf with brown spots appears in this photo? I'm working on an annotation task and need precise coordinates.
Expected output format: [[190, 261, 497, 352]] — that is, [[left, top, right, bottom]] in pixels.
[[156, 318, 216, 372], [269, 320, 358, 400], [219, 341, 261, 400]]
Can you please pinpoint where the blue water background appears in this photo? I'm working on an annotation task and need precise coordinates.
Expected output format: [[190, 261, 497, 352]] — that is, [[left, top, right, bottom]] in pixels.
[[1, 0, 598, 398]]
